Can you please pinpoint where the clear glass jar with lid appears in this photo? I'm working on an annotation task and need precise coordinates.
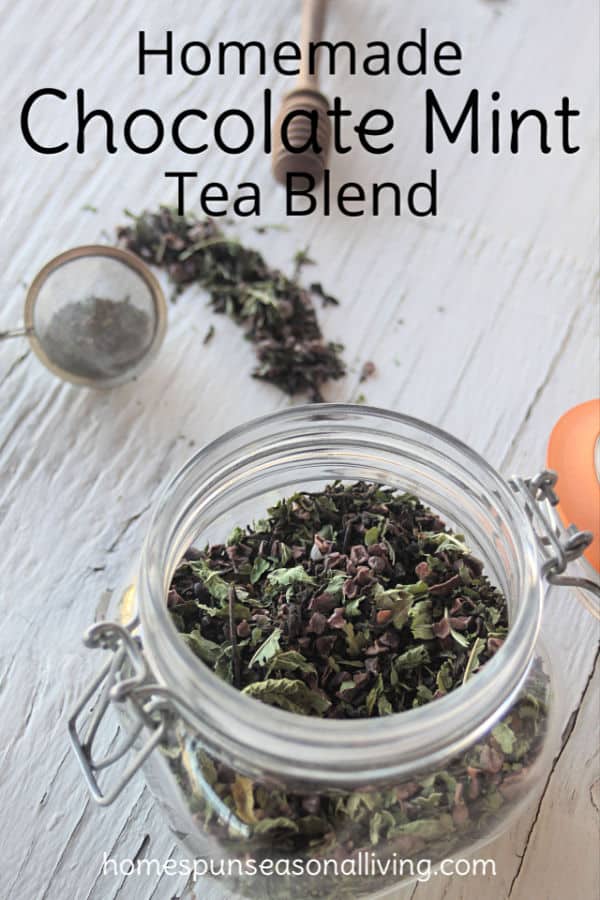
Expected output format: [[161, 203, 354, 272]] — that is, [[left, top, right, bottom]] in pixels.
[[69, 405, 599, 899]]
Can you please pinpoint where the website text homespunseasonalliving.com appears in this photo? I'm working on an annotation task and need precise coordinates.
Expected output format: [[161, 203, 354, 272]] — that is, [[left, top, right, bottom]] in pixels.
[[101, 851, 497, 884]]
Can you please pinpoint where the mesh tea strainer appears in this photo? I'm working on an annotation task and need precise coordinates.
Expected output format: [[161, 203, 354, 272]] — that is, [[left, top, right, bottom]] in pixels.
[[0, 245, 167, 388]]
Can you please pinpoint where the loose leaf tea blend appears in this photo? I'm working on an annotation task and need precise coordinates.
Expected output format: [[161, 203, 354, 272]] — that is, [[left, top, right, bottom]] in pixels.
[[41, 295, 153, 379], [117, 207, 345, 400], [170, 482, 510, 715], [163, 481, 548, 895]]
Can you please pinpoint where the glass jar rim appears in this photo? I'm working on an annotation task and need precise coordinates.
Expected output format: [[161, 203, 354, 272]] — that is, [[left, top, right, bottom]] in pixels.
[[137, 404, 543, 785]]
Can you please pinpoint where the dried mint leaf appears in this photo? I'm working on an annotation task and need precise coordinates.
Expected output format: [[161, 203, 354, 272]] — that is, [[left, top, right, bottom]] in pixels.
[[242, 678, 331, 715], [117, 206, 346, 400], [170, 481, 512, 718]]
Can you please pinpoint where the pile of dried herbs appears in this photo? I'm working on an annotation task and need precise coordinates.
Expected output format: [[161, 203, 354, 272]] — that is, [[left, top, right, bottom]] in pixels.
[[164, 482, 548, 896], [169, 482, 509, 714], [117, 207, 345, 400]]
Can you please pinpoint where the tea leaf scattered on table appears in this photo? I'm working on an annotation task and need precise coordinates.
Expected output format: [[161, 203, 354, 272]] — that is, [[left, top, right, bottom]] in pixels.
[[118, 206, 346, 400]]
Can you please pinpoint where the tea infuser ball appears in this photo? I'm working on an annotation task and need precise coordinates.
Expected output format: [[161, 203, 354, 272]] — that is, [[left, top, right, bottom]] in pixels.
[[1, 245, 167, 388]]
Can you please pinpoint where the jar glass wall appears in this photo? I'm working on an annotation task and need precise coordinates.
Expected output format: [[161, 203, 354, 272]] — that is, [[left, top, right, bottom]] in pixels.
[[113, 406, 557, 898]]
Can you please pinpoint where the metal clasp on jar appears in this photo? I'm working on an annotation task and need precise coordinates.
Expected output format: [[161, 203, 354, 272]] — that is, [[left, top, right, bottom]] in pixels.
[[510, 469, 600, 618], [68, 619, 174, 806]]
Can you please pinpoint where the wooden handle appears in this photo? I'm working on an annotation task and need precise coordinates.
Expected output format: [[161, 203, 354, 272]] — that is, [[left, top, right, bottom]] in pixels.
[[271, 0, 331, 186], [298, 0, 328, 89]]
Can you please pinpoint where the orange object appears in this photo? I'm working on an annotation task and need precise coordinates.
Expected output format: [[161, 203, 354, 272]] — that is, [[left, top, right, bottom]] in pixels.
[[547, 399, 600, 573]]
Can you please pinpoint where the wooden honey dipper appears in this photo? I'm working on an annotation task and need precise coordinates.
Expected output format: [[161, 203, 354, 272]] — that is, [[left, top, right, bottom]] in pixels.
[[272, 0, 331, 185]]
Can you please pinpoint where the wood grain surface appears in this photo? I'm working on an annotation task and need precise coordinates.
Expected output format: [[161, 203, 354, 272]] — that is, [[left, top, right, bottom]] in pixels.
[[0, 2, 598, 899]]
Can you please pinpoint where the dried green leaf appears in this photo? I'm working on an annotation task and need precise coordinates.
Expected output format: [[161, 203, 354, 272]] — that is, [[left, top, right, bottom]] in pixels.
[[227, 526, 245, 546], [266, 566, 315, 590], [343, 622, 363, 657], [364, 526, 380, 546], [450, 626, 470, 648], [250, 557, 271, 584], [436, 660, 454, 693], [188, 560, 232, 603], [373, 584, 414, 629], [370, 810, 395, 845], [253, 816, 299, 835], [377, 694, 394, 716], [325, 572, 349, 596], [196, 601, 251, 621], [409, 600, 434, 640], [242, 678, 331, 715], [366, 680, 382, 715], [422, 532, 470, 555], [344, 595, 364, 617], [248, 628, 282, 668], [268, 650, 317, 677], [492, 722, 516, 754], [463, 637, 486, 683], [181, 630, 222, 666], [414, 684, 435, 706], [394, 645, 430, 671], [390, 814, 454, 840], [406, 580, 430, 596]]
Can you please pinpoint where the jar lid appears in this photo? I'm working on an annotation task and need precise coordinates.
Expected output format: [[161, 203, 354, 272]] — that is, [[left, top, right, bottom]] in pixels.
[[547, 399, 600, 574]]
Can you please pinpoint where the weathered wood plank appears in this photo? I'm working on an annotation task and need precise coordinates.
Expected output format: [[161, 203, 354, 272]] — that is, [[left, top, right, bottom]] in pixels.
[[0, 2, 597, 899]]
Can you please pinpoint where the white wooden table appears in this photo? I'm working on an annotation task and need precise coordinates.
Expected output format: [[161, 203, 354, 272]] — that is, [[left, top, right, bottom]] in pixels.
[[1, 2, 598, 899]]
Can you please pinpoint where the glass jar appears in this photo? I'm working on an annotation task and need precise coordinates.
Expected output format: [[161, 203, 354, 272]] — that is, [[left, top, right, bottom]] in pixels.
[[69, 405, 598, 899]]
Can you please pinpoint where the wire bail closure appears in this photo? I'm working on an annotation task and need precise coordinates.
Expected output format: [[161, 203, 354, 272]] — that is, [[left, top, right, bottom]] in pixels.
[[510, 469, 600, 618], [68, 619, 172, 806]]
